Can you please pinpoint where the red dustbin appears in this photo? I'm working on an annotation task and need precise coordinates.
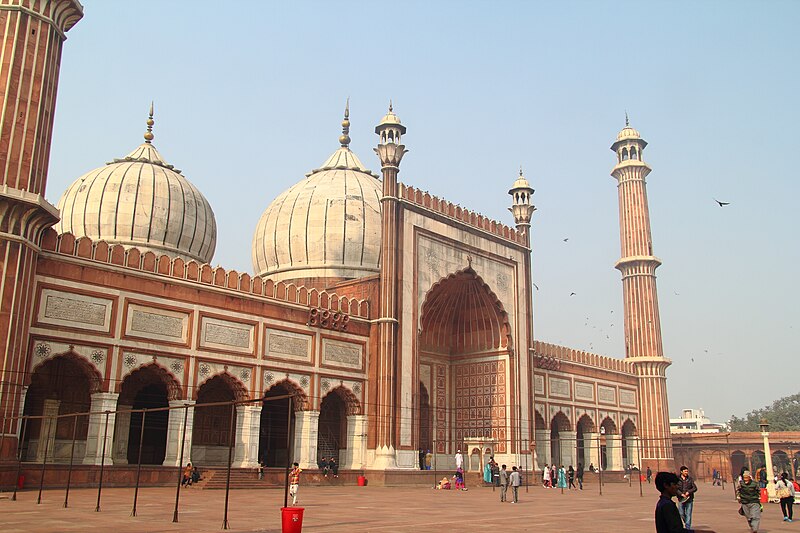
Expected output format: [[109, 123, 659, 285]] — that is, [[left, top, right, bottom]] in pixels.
[[17, 474, 25, 489], [281, 507, 304, 533], [760, 488, 768, 503], [357, 475, 367, 486]]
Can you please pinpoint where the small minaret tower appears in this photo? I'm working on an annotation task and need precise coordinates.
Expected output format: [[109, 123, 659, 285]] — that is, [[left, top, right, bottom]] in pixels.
[[373, 102, 407, 467], [508, 167, 537, 245], [0, 0, 83, 461], [610, 117, 673, 463]]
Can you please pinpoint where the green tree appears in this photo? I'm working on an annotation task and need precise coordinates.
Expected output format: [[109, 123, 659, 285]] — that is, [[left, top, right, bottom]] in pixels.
[[729, 392, 800, 431]]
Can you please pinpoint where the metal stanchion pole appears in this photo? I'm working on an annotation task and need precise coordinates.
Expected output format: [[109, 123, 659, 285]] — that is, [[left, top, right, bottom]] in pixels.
[[525, 440, 529, 494], [12, 416, 28, 501], [36, 413, 54, 504], [64, 412, 80, 508], [0, 409, 7, 462], [95, 411, 110, 512], [222, 401, 236, 530], [131, 408, 147, 517], [597, 434, 603, 496], [637, 437, 643, 497], [172, 404, 190, 523], [283, 396, 292, 509]]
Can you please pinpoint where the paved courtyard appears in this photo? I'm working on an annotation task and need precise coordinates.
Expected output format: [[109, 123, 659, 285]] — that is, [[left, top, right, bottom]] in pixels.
[[0, 480, 792, 532]]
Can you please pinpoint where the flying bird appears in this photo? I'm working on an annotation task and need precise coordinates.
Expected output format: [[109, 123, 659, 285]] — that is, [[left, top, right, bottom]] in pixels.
[[569, 292, 576, 296], [713, 198, 731, 207], [563, 238, 569, 242], [532, 282, 539, 291]]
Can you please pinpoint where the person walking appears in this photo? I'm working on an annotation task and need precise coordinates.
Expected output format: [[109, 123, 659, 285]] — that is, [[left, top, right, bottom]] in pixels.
[[551, 464, 557, 488], [655, 471, 715, 533], [576, 462, 584, 490], [647, 466, 653, 484], [455, 449, 464, 470], [509, 466, 521, 503], [677, 466, 697, 529], [289, 462, 302, 505], [557, 465, 567, 489], [775, 472, 795, 522], [568, 465, 576, 489], [499, 464, 509, 502], [737, 470, 761, 532], [543, 463, 551, 488]]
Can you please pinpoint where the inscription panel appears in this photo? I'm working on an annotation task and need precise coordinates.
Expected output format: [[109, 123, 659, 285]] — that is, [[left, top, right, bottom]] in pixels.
[[619, 389, 637, 407], [37, 288, 113, 333], [549, 377, 571, 398], [200, 316, 255, 354], [265, 329, 312, 363], [534, 374, 545, 395], [126, 303, 188, 343], [321, 339, 363, 370], [575, 381, 595, 401], [598, 385, 617, 405]]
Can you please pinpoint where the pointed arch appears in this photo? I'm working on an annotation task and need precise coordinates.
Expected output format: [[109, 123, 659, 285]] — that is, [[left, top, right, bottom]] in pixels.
[[119, 362, 182, 403], [29, 350, 103, 393], [419, 266, 512, 355], [265, 379, 309, 412], [195, 371, 249, 402], [324, 385, 362, 415], [600, 416, 618, 435]]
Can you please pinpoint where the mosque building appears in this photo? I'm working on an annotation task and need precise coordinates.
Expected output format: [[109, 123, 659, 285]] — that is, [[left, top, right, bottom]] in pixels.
[[0, 0, 673, 482]]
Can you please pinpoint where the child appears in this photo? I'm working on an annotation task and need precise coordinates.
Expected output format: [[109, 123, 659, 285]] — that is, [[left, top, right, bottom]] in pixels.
[[454, 467, 466, 490], [655, 471, 715, 533]]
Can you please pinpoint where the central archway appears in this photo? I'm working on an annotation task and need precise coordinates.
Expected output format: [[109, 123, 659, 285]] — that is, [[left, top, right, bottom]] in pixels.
[[418, 267, 512, 454], [259, 381, 298, 467]]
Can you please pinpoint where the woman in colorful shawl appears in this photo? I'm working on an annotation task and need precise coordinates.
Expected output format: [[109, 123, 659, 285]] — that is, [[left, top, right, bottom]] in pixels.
[[557, 465, 567, 489], [483, 461, 493, 484]]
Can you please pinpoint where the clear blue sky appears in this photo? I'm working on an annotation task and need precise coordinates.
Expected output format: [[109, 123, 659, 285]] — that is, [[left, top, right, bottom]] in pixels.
[[47, 1, 799, 424]]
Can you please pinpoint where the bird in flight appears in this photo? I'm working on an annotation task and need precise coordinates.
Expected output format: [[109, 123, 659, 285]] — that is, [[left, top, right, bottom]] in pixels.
[[569, 292, 576, 296], [563, 238, 569, 242], [713, 198, 731, 207], [532, 282, 539, 291]]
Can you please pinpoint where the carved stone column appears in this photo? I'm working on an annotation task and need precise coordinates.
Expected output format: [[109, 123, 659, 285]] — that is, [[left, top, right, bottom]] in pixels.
[[293, 410, 319, 470], [111, 404, 132, 465], [83, 393, 118, 465], [232, 404, 261, 468], [163, 400, 194, 467]]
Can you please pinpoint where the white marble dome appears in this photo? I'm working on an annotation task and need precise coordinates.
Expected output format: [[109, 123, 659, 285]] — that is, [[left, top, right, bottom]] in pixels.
[[55, 137, 217, 264], [252, 145, 383, 282], [616, 124, 641, 142]]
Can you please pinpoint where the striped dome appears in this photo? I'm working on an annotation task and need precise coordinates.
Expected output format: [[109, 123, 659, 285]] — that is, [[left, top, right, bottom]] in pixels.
[[252, 146, 382, 282], [55, 141, 216, 264]]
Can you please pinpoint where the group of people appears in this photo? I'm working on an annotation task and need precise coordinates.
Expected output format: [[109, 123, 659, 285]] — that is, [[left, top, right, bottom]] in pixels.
[[181, 462, 200, 486], [541, 463, 583, 490], [735, 467, 798, 532], [317, 456, 339, 478], [418, 449, 433, 470]]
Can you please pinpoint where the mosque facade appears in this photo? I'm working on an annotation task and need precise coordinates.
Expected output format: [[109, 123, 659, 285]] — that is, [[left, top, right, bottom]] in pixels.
[[0, 0, 674, 479]]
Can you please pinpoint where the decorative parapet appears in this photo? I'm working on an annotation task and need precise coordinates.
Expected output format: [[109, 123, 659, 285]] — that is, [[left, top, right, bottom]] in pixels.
[[532, 340, 634, 374], [38, 229, 369, 319], [398, 182, 527, 246]]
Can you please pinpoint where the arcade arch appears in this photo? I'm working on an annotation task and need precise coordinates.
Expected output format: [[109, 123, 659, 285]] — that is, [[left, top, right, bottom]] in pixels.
[[191, 373, 248, 465], [317, 386, 361, 464], [22, 353, 101, 463], [259, 380, 300, 467]]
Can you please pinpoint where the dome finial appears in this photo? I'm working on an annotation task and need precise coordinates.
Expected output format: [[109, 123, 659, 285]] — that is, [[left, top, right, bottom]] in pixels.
[[389, 99, 393, 113], [144, 101, 155, 143], [625, 110, 629, 127], [339, 97, 351, 147], [519, 165, 523, 176]]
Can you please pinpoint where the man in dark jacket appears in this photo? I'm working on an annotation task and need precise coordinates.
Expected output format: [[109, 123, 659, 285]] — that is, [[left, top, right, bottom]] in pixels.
[[677, 466, 698, 529], [737, 471, 762, 532], [655, 471, 715, 533]]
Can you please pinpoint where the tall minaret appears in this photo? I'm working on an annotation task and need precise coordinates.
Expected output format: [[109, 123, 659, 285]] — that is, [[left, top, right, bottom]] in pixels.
[[0, 1, 83, 461], [508, 167, 536, 246], [373, 103, 407, 468], [610, 117, 673, 463]]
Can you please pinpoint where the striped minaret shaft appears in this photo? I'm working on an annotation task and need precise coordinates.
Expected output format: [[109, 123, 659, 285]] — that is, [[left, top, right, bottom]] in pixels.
[[0, 0, 83, 461], [610, 122, 673, 463], [373, 106, 406, 457]]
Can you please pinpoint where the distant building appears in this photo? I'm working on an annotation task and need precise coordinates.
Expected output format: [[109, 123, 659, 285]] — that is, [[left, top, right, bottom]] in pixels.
[[670, 409, 726, 434]]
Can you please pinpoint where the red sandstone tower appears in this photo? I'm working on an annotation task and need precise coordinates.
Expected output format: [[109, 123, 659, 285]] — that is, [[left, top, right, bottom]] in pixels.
[[610, 118, 674, 463], [372, 103, 406, 468], [0, 0, 83, 460]]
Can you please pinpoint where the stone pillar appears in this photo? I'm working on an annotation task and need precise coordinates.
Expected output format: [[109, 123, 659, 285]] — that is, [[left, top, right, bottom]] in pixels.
[[293, 410, 319, 469], [32, 399, 60, 462], [559, 430, 577, 468], [583, 432, 600, 470], [343, 414, 367, 470], [112, 405, 132, 465], [535, 430, 551, 468], [83, 393, 118, 465], [606, 434, 624, 471], [163, 400, 195, 467], [626, 436, 641, 468], [232, 405, 261, 468]]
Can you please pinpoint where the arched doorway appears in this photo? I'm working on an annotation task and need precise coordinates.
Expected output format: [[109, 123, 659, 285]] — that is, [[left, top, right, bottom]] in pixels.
[[117, 364, 178, 465], [751, 450, 766, 472], [731, 450, 747, 477], [22, 354, 100, 463], [259, 381, 297, 467], [318, 392, 345, 463], [192, 374, 244, 465], [550, 412, 570, 467], [621, 419, 637, 467], [418, 383, 432, 454], [599, 417, 618, 470], [773, 450, 790, 475], [576, 414, 594, 469], [418, 267, 512, 454]]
